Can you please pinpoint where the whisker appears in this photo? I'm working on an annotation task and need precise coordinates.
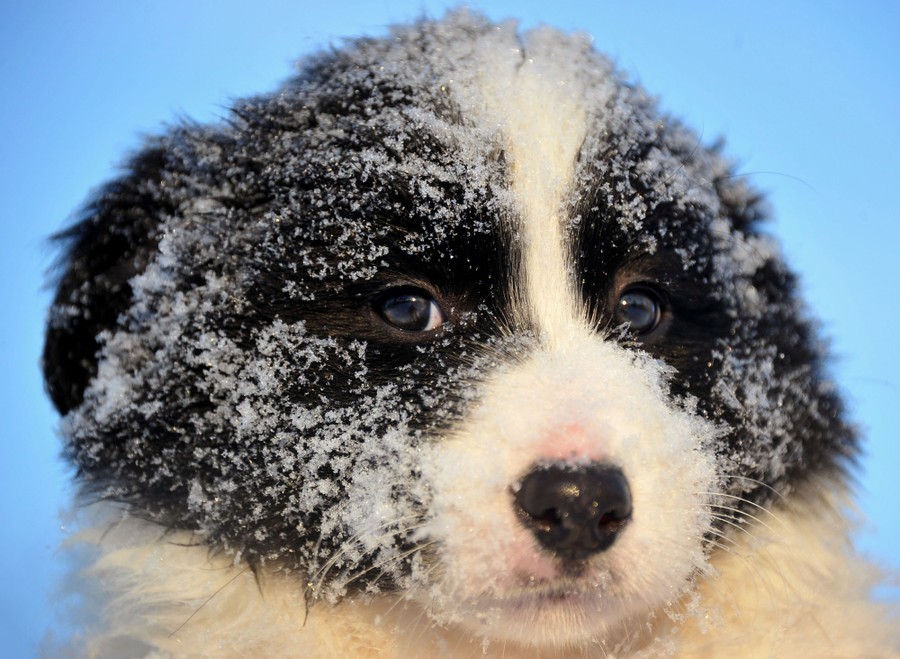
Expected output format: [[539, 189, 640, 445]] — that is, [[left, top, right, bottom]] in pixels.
[[309, 514, 423, 596], [725, 170, 815, 191], [696, 491, 787, 524], [707, 513, 756, 544], [701, 507, 794, 608], [717, 474, 787, 502], [168, 565, 250, 638], [654, 129, 704, 193], [337, 540, 437, 592], [703, 502, 781, 536], [702, 538, 784, 611], [706, 511, 761, 540]]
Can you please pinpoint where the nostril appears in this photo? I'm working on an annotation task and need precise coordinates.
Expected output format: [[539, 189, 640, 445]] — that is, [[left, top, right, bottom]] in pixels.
[[514, 463, 632, 559], [530, 507, 562, 531]]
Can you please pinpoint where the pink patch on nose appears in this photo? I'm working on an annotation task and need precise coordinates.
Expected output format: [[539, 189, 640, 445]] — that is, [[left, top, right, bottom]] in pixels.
[[508, 540, 560, 582], [533, 423, 606, 463]]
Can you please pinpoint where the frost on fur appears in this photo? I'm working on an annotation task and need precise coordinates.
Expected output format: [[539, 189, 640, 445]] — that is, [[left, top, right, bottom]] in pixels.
[[44, 10, 896, 657]]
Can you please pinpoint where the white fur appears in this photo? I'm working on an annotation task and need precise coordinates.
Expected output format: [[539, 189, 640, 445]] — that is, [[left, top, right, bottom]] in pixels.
[[468, 27, 588, 344], [417, 338, 718, 646], [58, 486, 897, 657]]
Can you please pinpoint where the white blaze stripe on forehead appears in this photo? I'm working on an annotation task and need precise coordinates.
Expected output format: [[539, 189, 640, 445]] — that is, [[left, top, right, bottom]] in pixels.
[[457, 27, 590, 346]]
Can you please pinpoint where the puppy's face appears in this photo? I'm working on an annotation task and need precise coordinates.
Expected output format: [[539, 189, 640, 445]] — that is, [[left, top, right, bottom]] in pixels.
[[45, 13, 852, 647]]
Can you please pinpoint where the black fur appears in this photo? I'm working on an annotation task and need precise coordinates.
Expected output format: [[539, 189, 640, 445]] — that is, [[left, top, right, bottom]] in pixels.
[[44, 13, 855, 594]]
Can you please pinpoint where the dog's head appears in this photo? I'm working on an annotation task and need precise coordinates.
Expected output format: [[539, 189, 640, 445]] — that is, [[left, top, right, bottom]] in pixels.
[[44, 12, 854, 647]]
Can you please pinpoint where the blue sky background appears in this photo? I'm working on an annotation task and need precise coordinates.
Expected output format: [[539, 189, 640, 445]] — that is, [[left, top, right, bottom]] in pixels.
[[1, 1, 897, 654]]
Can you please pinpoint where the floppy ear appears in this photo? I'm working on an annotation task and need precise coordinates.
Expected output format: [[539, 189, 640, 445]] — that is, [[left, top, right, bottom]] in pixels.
[[43, 146, 168, 415]]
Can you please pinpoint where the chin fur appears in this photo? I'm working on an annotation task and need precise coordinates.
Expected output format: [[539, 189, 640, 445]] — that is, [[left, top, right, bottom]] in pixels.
[[54, 486, 896, 658]]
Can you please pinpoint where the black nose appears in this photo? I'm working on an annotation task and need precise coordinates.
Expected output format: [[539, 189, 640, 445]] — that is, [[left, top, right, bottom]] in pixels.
[[514, 463, 632, 560]]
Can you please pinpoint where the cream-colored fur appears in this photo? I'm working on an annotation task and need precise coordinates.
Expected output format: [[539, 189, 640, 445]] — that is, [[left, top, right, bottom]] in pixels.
[[56, 485, 897, 658]]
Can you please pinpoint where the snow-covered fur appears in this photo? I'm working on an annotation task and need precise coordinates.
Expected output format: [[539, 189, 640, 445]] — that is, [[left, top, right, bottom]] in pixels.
[[44, 12, 898, 657]]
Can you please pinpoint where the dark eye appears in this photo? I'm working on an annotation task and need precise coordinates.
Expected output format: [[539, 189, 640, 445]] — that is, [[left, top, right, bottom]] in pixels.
[[377, 289, 446, 332], [614, 287, 663, 336]]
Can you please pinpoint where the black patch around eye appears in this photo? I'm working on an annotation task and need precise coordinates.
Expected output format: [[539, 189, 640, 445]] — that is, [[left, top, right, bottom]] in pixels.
[[375, 288, 445, 332], [614, 287, 664, 336]]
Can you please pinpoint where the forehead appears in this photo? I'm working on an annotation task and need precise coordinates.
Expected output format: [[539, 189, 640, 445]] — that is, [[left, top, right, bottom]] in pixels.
[[250, 21, 726, 303], [274, 31, 688, 220]]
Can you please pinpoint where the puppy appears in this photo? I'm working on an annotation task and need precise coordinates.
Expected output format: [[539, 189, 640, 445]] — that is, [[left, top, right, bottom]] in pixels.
[[44, 11, 898, 657]]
